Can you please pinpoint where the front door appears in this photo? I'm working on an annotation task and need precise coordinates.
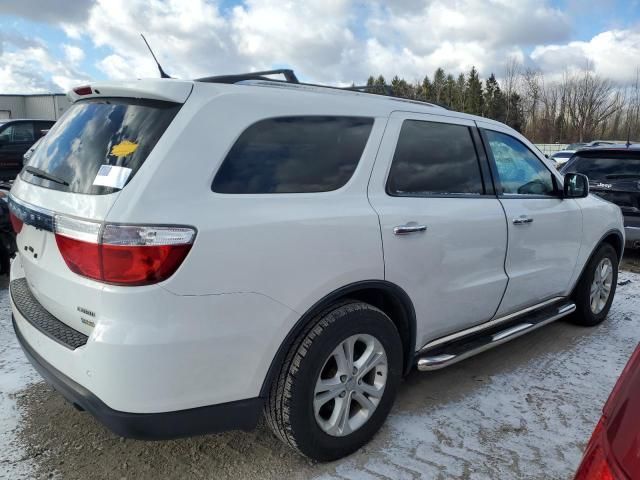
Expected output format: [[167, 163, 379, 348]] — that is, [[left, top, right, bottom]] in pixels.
[[479, 124, 583, 316], [368, 112, 509, 348]]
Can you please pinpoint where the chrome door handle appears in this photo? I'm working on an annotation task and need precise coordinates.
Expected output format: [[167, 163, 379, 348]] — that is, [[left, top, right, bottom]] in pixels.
[[393, 223, 427, 235], [512, 216, 534, 225]]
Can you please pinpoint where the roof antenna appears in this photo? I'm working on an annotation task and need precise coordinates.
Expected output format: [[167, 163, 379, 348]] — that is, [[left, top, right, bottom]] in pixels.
[[140, 34, 171, 79]]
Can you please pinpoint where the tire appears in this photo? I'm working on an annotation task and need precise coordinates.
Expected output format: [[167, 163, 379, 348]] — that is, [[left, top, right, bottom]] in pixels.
[[569, 243, 618, 326], [265, 301, 403, 461]]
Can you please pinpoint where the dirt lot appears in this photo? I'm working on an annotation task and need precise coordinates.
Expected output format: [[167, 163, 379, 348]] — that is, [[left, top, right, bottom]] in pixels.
[[2, 253, 640, 480]]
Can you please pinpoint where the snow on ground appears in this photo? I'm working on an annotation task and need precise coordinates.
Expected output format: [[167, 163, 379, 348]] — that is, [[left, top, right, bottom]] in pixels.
[[1, 271, 639, 480], [0, 280, 38, 479]]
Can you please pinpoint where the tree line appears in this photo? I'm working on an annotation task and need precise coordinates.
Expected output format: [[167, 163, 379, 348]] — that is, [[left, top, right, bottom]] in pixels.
[[364, 61, 640, 144]]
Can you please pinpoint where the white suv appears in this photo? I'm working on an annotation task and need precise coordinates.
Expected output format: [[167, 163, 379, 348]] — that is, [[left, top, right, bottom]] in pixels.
[[8, 71, 625, 461]]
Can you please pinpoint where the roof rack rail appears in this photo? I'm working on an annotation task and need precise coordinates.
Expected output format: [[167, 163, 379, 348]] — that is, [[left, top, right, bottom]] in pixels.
[[195, 68, 445, 109], [197, 69, 299, 84]]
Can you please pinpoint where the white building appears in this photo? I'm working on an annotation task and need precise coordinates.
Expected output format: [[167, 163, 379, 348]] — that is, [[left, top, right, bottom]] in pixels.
[[0, 94, 71, 120]]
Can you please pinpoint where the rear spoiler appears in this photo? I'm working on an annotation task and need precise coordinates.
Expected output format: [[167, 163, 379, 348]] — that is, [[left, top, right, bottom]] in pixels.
[[67, 79, 194, 104]]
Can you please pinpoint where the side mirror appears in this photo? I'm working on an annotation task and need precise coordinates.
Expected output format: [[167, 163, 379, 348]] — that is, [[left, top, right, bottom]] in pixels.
[[563, 173, 589, 198]]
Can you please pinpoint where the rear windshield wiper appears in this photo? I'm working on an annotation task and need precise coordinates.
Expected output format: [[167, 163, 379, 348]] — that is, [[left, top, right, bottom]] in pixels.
[[605, 173, 640, 179], [24, 166, 70, 187]]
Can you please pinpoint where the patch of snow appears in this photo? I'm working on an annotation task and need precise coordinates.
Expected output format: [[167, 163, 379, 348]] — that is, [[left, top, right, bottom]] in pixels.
[[0, 284, 39, 479]]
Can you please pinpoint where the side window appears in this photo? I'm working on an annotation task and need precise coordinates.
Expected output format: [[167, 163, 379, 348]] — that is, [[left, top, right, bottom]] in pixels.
[[0, 126, 12, 143], [212, 116, 374, 194], [386, 120, 484, 196], [485, 130, 556, 196], [11, 123, 35, 142]]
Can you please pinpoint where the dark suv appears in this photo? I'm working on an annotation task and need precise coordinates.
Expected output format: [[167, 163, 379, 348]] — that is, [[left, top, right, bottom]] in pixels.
[[561, 145, 640, 248], [0, 119, 55, 181]]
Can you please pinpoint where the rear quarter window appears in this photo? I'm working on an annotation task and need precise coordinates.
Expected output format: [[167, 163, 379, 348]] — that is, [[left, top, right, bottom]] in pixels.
[[212, 116, 374, 194]]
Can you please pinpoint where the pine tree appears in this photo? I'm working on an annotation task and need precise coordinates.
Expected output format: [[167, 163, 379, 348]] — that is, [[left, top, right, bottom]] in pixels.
[[419, 75, 432, 102], [483, 73, 506, 121], [432, 68, 446, 103], [465, 66, 484, 115], [455, 73, 466, 112], [443, 74, 456, 108]]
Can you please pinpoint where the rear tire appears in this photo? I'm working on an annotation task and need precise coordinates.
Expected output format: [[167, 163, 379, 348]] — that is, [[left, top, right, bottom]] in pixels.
[[569, 243, 618, 326], [265, 301, 402, 461]]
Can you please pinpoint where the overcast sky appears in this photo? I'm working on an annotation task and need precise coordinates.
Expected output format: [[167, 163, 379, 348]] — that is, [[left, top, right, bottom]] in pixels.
[[0, 0, 639, 94]]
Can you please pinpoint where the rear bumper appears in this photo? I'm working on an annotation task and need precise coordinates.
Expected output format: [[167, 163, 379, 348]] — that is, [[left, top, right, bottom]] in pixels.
[[13, 315, 263, 439]]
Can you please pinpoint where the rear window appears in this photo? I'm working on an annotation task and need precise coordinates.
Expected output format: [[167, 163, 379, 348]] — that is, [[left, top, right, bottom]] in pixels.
[[212, 116, 373, 194], [563, 152, 640, 180], [21, 98, 181, 194]]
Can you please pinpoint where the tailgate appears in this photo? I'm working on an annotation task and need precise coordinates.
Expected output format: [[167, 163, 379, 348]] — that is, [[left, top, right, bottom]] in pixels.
[[9, 83, 189, 336]]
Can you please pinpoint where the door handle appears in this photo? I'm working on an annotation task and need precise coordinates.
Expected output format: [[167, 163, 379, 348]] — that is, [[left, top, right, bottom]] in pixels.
[[393, 223, 427, 235], [512, 216, 534, 225]]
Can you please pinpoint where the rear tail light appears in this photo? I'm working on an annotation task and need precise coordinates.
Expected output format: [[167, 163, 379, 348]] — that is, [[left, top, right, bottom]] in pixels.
[[9, 211, 23, 233], [54, 215, 195, 286], [574, 418, 616, 480]]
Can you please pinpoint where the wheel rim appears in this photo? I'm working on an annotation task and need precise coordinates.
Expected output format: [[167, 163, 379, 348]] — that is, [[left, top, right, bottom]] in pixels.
[[313, 334, 388, 437], [590, 257, 614, 314]]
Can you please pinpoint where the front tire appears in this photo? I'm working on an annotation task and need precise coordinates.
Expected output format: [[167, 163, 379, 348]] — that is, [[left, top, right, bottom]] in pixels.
[[569, 243, 618, 326], [265, 301, 402, 461]]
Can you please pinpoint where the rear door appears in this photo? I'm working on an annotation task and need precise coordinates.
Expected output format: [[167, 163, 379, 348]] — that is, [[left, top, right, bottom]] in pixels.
[[479, 124, 582, 316], [368, 112, 508, 348]]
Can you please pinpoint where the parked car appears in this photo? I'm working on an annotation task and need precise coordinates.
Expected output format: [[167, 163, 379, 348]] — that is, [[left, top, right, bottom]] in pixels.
[[562, 145, 640, 249], [22, 134, 47, 166], [549, 150, 575, 167], [8, 73, 625, 461], [574, 343, 640, 479], [0, 181, 16, 273], [566, 142, 587, 150], [584, 140, 616, 148], [0, 119, 55, 181]]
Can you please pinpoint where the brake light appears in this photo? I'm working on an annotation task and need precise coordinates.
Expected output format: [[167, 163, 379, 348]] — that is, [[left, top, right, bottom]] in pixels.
[[9, 211, 23, 233], [54, 215, 195, 286], [73, 85, 92, 96]]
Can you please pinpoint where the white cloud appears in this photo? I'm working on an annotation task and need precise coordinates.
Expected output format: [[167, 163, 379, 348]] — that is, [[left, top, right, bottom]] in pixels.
[[63, 44, 85, 65], [532, 30, 640, 83], [1, 0, 639, 94]]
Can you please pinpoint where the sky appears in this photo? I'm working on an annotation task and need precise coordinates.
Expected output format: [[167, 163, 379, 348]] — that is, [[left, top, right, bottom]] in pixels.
[[0, 0, 639, 94]]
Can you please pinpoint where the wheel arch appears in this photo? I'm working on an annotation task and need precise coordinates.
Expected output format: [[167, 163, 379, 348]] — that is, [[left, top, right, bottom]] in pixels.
[[259, 280, 417, 397], [572, 228, 624, 296]]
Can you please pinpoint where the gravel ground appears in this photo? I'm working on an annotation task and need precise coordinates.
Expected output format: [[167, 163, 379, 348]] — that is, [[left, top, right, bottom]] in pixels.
[[2, 256, 640, 480]]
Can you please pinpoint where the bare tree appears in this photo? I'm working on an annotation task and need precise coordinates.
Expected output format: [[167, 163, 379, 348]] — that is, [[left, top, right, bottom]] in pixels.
[[502, 57, 520, 125], [565, 65, 623, 142]]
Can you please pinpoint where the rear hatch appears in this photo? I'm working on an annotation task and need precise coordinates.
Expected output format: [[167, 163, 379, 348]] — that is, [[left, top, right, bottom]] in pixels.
[[10, 79, 192, 336], [562, 149, 640, 219]]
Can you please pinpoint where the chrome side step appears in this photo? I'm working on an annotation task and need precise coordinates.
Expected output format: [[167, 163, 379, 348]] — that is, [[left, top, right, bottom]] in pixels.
[[416, 301, 576, 371]]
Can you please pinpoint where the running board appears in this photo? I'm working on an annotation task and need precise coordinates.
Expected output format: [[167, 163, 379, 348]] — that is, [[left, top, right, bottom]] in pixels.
[[416, 301, 576, 371]]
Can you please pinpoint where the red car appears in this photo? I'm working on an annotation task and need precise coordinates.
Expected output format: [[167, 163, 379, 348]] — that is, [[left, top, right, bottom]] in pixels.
[[575, 343, 640, 479]]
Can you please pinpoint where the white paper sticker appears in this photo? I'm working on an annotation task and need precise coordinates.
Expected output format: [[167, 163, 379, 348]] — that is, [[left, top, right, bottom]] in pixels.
[[92, 165, 132, 189]]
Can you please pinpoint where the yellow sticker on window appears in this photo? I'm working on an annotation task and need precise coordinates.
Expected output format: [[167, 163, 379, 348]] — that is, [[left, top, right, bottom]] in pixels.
[[110, 140, 138, 157]]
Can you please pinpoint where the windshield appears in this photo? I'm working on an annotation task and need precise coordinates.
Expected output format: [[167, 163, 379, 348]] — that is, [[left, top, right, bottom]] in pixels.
[[20, 98, 181, 194], [562, 153, 640, 180], [552, 152, 572, 158]]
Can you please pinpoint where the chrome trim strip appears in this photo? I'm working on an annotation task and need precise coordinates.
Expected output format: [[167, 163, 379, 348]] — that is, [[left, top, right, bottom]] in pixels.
[[8, 194, 56, 232], [417, 297, 565, 353], [417, 303, 576, 371]]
